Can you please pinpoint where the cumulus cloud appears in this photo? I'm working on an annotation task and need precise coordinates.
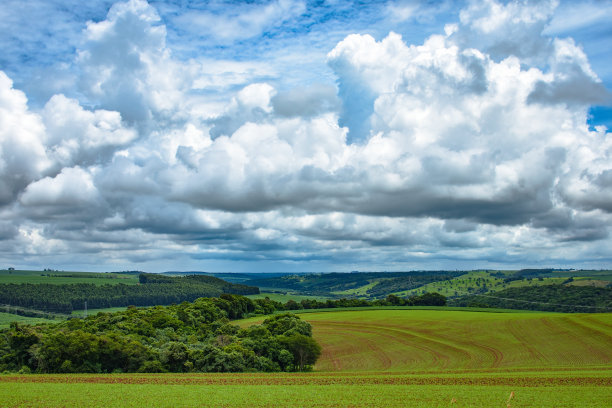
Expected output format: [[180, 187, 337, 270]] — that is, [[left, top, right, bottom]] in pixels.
[[0, 72, 50, 205], [43, 94, 138, 167], [78, 0, 192, 125], [0, 0, 611, 271], [20, 167, 100, 209]]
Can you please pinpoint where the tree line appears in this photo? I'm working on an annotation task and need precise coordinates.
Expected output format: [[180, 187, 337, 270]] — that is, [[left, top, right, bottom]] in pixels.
[[280, 292, 447, 310], [0, 273, 259, 314]]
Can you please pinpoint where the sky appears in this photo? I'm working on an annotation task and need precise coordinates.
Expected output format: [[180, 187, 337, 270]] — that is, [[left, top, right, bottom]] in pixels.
[[0, 0, 611, 273]]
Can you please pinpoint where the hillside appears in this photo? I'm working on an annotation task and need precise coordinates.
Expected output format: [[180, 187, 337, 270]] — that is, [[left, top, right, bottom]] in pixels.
[[450, 285, 612, 312], [241, 309, 612, 372], [0, 272, 258, 314], [247, 271, 462, 298]]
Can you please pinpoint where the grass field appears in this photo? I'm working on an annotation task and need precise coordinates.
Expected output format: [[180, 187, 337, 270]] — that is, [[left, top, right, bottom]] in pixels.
[[71, 307, 130, 317], [1, 370, 610, 407], [0, 312, 59, 329], [246, 292, 330, 302], [322, 270, 612, 300], [0, 270, 139, 285], [2, 308, 611, 407], [393, 271, 566, 298]]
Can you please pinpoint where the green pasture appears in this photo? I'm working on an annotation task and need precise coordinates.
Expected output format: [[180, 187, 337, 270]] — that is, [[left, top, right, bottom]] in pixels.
[[394, 270, 566, 298], [0, 307, 131, 328], [71, 307, 129, 317], [0, 312, 59, 329], [0, 270, 138, 285], [310, 270, 599, 300], [547, 270, 612, 281], [246, 292, 330, 302], [332, 280, 379, 296]]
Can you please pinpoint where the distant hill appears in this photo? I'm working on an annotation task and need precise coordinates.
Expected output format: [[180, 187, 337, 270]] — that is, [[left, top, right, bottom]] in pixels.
[[0, 272, 259, 314], [247, 271, 463, 299], [449, 284, 612, 313]]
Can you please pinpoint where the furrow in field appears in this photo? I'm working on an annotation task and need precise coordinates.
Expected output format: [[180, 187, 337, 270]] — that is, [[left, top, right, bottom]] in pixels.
[[551, 317, 612, 364], [311, 320, 443, 371], [504, 319, 547, 364], [311, 319, 509, 371], [1, 374, 610, 387], [300, 310, 612, 372]]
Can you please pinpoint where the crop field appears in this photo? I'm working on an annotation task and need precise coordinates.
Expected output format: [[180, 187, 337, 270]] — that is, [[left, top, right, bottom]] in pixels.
[[242, 309, 612, 372], [0, 270, 138, 285], [1, 369, 611, 407], [2, 309, 611, 407]]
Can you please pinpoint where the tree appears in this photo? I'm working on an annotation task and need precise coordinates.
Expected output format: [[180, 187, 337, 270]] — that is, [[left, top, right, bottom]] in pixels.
[[278, 334, 321, 371]]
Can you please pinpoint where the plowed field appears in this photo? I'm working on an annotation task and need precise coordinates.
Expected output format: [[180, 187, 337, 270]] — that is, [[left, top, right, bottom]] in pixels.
[[287, 309, 612, 371]]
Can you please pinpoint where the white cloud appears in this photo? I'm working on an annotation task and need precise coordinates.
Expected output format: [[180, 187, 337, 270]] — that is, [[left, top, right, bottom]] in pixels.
[[20, 167, 100, 208], [0, 72, 51, 205], [78, 0, 191, 124], [0, 0, 610, 271], [43, 94, 138, 167], [172, 0, 306, 44]]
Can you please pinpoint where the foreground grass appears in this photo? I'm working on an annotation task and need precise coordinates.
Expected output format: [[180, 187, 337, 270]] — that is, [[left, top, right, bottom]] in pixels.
[[1, 370, 610, 407]]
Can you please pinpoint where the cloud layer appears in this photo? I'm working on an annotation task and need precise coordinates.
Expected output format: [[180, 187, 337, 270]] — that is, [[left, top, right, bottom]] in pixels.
[[0, 0, 610, 271]]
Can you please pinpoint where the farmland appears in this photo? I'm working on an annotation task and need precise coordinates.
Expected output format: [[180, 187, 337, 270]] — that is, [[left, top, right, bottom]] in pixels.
[[238, 269, 612, 305], [0, 370, 610, 407], [0, 270, 139, 285], [0, 312, 59, 329], [242, 309, 612, 372], [2, 308, 611, 407]]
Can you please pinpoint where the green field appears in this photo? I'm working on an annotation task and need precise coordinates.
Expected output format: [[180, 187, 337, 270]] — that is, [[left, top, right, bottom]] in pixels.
[[0, 270, 139, 285], [242, 309, 612, 372], [0, 312, 59, 329], [71, 307, 130, 317], [2, 308, 611, 407], [246, 292, 330, 302], [392, 270, 563, 298], [0, 370, 610, 407]]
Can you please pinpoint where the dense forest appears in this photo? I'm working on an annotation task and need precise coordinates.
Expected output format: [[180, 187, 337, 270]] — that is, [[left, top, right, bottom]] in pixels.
[[450, 285, 612, 312], [0, 294, 320, 373], [0, 273, 258, 314]]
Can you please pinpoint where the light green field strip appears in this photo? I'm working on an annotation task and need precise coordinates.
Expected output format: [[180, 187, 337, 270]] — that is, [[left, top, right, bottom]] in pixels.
[[332, 280, 380, 296], [0, 312, 59, 329], [71, 307, 130, 317], [0, 270, 138, 285], [246, 293, 330, 302], [0, 372, 610, 408]]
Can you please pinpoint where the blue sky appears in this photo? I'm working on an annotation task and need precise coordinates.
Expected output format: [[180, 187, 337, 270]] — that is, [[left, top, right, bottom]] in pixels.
[[0, 0, 611, 272]]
